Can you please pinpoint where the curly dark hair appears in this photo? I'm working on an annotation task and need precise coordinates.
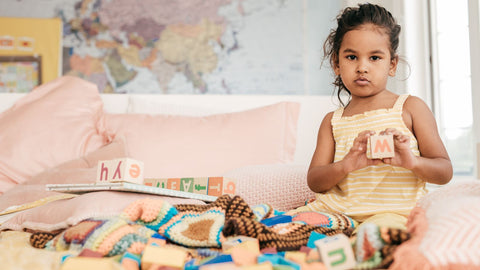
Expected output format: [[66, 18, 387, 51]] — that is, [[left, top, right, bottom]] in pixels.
[[324, 3, 401, 106]]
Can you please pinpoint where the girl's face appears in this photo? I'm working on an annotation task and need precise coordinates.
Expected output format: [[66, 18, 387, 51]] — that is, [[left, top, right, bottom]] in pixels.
[[334, 23, 398, 98]]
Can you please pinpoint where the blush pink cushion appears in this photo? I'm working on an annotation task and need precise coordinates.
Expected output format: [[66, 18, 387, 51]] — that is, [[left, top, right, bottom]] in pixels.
[[0, 138, 127, 214], [0, 76, 108, 194], [105, 102, 300, 178], [390, 180, 480, 269], [0, 191, 205, 232], [224, 164, 315, 211]]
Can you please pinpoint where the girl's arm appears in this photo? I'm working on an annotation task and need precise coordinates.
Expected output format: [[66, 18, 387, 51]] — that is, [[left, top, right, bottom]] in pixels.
[[386, 96, 453, 184], [307, 112, 381, 193]]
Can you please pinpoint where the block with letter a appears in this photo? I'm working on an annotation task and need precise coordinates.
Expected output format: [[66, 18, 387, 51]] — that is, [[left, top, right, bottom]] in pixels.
[[96, 158, 144, 184], [369, 134, 394, 159]]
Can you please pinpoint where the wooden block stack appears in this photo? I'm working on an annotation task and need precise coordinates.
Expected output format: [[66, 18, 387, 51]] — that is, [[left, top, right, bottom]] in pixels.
[[96, 158, 144, 184], [144, 177, 236, 196]]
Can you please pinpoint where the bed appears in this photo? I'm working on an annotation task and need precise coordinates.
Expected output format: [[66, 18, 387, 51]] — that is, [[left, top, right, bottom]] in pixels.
[[0, 76, 478, 270]]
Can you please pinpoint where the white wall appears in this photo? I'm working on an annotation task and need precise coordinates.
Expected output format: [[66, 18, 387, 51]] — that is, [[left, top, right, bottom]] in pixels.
[[468, 0, 480, 178]]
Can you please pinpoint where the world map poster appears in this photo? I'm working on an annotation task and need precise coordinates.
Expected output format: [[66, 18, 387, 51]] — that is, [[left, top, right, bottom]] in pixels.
[[0, 0, 339, 95]]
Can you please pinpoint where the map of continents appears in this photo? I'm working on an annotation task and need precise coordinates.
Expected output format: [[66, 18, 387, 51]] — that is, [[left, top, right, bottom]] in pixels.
[[59, 0, 305, 94]]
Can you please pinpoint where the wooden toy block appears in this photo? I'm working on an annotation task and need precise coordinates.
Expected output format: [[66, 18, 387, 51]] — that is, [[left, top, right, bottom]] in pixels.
[[230, 246, 258, 266], [222, 236, 260, 253], [193, 177, 209, 195], [208, 177, 223, 196], [60, 257, 119, 270], [141, 245, 188, 270], [241, 262, 274, 270], [314, 234, 356, 270], [199, 262, 241, 270], [180, 177, 194, 192], [167, 178, 181, 190], [97, 158, 144, 184], [222, 177, 237, 195], [285, 251, 307, 263], [369, 134, 394, 159], [142, 177, 237, 196], [144, 178, 168, 188]]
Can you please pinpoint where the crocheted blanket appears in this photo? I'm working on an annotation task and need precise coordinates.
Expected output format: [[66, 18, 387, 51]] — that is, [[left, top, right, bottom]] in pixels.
[[30, 195, 409, 269]]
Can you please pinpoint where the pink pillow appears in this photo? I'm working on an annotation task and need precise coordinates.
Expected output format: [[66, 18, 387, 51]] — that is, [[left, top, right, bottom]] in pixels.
[[25, 138, 126, 186], [105, 102, 300, 178], [0, 139, 127, 214], [223, 164, 315, 211], [390, 180, 480, 269], [0, 191, 205, 232], [0, 76, 108, 194]]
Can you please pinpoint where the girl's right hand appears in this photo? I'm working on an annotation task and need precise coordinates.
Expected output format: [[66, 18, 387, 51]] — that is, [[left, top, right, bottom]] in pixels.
[[342, 130, 382, 173]]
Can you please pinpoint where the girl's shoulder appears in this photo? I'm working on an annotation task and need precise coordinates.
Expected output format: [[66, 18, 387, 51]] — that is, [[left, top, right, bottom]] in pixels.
[[403, 95, 431, 114]]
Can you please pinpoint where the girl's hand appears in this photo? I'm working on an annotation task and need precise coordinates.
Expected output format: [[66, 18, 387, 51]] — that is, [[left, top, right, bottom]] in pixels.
[[342, 130, 382, 173], [380, 128, 417, 169]]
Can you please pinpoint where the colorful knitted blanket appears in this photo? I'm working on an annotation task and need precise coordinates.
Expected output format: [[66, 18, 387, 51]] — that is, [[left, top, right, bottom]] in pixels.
[[30, 195, 409, 269]]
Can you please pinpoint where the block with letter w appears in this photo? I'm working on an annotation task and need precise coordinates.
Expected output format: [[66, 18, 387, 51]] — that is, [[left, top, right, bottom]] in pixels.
[[369, 134, 394, 159]]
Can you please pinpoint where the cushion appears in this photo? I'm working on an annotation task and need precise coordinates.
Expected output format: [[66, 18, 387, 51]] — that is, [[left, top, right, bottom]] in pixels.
[[390, 180, 480, 269], [0, 191, 206, 232], [105, 102, 300, 178], [24, 138, 127, 186], [223, 164, 315, 211], [0, 138, 127, 214], [0, 76, 108, 194]]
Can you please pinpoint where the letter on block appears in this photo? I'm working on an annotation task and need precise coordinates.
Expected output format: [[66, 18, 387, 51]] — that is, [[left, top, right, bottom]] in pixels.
[[96, 158, 144, 184], [315, 233, 356, 270], [369, 134, 394, 159]]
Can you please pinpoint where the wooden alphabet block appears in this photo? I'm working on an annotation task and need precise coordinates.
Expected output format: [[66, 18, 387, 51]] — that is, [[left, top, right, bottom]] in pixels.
[[284, 251, 307, 263], [140, 245, 187, 270], [314, 233, 356, 270], [60, 257, 119, 270], [143, 177, 236, 196], [222, 177, 237, 196], [222, 236, 260, 254], [96, 158, 144, 184], [369, 134, 394, 159]]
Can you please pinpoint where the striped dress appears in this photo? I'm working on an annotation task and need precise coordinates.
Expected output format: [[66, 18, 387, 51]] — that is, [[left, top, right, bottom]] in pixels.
[[304, 94, 427, 222]]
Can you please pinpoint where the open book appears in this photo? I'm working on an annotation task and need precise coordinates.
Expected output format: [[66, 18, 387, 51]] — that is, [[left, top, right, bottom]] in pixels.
[[46, 182, 218, 202]]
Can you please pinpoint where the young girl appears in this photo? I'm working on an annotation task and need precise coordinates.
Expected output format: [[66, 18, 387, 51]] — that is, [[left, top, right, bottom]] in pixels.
[[297, 3, 453, 229]]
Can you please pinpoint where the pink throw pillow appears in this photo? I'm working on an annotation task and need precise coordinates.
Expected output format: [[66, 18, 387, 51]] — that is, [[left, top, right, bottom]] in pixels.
[[223, 164, 315, 211], [0, 191, 205, 232], [0, 138, 127, 214], [105, 102, 300, 178], [0, 76, 108, 194], [25, 138, 127, 186]]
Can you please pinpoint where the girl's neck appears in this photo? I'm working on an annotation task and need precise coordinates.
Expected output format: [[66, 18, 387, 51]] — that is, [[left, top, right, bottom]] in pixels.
[[343, 90, 398, 117]]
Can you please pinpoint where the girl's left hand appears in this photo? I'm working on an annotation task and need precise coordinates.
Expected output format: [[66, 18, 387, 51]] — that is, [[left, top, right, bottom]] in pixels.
[[379, 128, 417, 169]]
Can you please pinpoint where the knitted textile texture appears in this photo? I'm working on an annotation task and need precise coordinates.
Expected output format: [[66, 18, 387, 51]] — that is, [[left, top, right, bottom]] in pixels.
[[32, 194, 356, 255], [43, 216, 156, 256]]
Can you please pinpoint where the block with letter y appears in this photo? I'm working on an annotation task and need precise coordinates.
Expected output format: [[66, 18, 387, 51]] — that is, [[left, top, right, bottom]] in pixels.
[[96, 158, 144, 184]]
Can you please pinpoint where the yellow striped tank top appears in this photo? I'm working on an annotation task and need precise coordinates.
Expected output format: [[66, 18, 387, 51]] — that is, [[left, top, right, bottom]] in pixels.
[[306, 94, 427, 222]]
